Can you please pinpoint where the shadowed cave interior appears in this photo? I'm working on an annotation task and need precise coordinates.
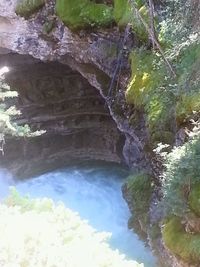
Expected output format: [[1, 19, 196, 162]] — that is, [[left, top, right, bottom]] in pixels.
[[0, 53, 125, 178]]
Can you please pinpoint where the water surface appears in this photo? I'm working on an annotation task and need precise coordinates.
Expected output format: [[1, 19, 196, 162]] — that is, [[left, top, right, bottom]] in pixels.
[[0, 163, 156, 266]]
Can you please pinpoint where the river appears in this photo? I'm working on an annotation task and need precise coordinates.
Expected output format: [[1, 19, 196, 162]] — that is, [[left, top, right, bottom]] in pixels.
[[0, 162, 156, 267]]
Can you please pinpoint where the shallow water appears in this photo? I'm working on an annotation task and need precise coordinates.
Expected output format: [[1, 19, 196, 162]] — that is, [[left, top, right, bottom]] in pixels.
[[0, 163, 156, 266]]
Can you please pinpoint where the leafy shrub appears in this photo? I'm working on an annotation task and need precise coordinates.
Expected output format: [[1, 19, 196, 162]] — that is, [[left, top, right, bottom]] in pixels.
[[162, 135, 200, 217], [0, 189, 143, 267]]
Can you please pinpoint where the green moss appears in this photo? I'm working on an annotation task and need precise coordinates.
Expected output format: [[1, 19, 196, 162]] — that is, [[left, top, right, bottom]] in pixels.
[[15, 0, 45, 18], [132, 5, 149, 41], [113, 0, 132, 27], [162, 135, 200, 217], [42, 19, 55, 34], [163, 216, 200, 264], [151, 131, 174, 144], [125, 41, 199, 145], [126, 49, 175, 143], [189, 184, 200, 217], [113, 0, 148, 41], [56, 0, 113, 30], [125, 173, 153, 238], [149, 223, 161, 241], [128, 215, 148, 242], [175, 43, 200, 122], [126, 173, 153, 219]]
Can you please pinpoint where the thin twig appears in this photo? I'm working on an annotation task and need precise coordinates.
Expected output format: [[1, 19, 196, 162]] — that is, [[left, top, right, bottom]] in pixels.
[[148, 0, 156, 49]]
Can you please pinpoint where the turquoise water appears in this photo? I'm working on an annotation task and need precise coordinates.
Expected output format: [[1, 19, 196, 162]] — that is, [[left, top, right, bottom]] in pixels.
[[0, 163, 156, 266]]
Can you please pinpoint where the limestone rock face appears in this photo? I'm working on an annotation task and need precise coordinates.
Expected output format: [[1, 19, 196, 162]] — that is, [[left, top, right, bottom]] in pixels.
[[0, 54, 126, 177], [0, 0, 149, 175]]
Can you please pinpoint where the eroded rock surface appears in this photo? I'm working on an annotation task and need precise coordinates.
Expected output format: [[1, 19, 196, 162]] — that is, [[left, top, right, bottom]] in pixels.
[[0, 0, 149, 174], [0, 53, 126, 177]]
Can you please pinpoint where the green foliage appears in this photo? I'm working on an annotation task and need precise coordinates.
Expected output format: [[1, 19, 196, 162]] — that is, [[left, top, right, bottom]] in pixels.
[[158, 0, 199, 47], [126, 173, 153, 233], [15, 0, 45, 18], [188, 184, 200, 217], [125, 39, 200, 144], [126, 49, 175, 144], [175, 43, 200, 122], [113, 0, 132, 27], [163, 216, 200, 264], [162, 135, 200, 217], [0, 78, 20, 136], [56, 0, 113, 30], [0, 75, 45, 143], [5, 187, 54, 212], [0, 189, 143, 267], [113, 0, 148, 41]]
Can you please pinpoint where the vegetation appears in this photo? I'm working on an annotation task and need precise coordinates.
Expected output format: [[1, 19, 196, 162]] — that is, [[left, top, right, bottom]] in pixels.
[[113, 0, 148, 41], [161, 134, 200, 263], [125, 0, 200, 145], [0, 188, 143, 267], [0, 74, 19, 137], [163, 216, 200, 264], [188, 184, 200, 217], [11, 0, 200, 264], [126, 49, 175, 144], [125, 173, 153, 235], [55, 0, 113, 30], [162, 135, 200, 217], [15, 0, 45, 18], [0, 71, 44, 155]]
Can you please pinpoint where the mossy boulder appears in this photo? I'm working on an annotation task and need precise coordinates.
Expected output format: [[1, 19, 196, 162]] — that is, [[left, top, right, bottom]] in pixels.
[[15, 0, 45, 18], [163, 216, 200, 264], [56, 0, 113, 30]]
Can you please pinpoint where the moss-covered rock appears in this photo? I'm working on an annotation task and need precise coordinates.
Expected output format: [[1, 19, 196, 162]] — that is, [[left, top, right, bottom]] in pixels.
[[15, 0, 45, 18], [189, 184, 200, 217], [125, 173, 153, 234], [113, 0, 132, 27], [113, 0, 148, 41], [126, 49, 175, 144], [125, 43, 200, 144], [163, 216, 200, 264], [56, 0, 113, 30], [175, 43, 200, 122]]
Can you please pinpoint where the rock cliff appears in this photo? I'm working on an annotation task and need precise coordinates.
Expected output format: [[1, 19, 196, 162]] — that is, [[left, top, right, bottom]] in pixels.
[[0, 0, 150, 176]]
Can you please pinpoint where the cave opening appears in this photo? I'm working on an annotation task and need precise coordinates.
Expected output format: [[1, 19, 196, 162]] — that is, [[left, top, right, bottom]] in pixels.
[[0, 53, 125, 178]]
